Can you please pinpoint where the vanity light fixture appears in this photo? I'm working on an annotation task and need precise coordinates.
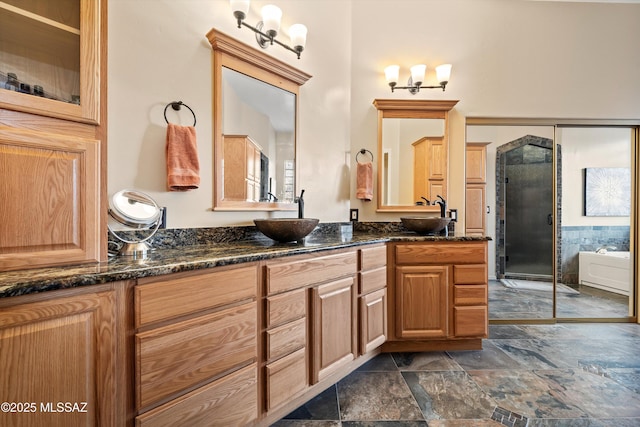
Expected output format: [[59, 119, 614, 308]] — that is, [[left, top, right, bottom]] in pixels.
[[230, 0, 307, 59], [384, 63, 452, 93]]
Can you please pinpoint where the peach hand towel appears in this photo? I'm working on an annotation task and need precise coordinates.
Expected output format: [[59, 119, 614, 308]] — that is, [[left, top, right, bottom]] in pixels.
[[166, 123, 200, 191], [356, 162, 373, 201]]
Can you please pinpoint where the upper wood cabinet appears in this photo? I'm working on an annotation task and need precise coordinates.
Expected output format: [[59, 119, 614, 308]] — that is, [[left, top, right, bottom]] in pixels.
[[465, 143, 489, 236], [0, 127, 100, 271], [0, 0, 107, 270], [0, 0, 102, 124]]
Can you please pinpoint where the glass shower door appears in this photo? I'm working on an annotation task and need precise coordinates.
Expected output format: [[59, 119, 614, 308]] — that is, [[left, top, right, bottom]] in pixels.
[[504, 144, 554, 278]]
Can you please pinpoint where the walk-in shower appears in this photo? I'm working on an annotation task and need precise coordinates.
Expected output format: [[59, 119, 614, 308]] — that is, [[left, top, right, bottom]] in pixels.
[[496, 135, 554, 281]]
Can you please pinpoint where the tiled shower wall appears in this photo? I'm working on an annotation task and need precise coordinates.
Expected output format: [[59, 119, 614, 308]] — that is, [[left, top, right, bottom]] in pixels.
[[560, 225, 631, 284]]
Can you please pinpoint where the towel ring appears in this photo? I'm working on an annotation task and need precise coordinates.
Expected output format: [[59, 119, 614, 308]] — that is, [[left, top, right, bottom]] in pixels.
[[356, 148, 374, 163], [164, 101, 196, 127]]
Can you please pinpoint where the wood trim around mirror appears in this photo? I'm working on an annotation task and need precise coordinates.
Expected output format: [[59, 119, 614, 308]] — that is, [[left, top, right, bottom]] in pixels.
[[207, 28, 311, 211], [373, 99, 458, 213]]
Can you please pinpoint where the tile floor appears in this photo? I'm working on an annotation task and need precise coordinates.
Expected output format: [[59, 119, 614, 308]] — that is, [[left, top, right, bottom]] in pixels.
[[488, 280, 631, 320], [271, 323, 640, 426]]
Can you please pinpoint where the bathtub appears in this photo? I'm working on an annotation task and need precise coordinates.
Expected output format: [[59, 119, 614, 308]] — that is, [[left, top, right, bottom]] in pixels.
[[578, 251, 631, 296]]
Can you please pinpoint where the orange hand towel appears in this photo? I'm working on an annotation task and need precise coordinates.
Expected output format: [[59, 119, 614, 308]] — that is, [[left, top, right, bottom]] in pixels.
[[356, 162, 373, 201], [166, 123, 200, 191]]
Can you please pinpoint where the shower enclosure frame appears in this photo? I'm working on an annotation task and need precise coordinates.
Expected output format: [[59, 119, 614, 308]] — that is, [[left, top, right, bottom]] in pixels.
[[465, 117, 639, 323]]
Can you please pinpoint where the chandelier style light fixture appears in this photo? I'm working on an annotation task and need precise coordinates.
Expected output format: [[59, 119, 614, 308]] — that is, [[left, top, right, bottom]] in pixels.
[[230, 0, 307, 59], [384, 64, 452, 94]]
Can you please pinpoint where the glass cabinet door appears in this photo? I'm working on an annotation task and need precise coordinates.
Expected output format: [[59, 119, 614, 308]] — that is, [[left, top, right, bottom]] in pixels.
[[0, 0, 100, 123]]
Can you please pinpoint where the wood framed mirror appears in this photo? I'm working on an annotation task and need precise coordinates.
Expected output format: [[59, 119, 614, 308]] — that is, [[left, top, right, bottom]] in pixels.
[[207, 29, 311, 211], [373, 99, 458, 213]]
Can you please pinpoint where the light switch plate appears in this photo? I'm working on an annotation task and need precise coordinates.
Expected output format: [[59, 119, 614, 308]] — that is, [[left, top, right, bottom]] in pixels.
[[350, 208, 359, 221]]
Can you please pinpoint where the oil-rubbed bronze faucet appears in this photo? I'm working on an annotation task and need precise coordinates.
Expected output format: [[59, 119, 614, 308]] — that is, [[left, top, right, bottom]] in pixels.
[[295, 189, 305, 218], [434, 195, 446, 218]]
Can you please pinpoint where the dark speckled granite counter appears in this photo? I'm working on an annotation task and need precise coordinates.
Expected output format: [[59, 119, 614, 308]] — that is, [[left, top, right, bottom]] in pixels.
[[0, 222, 489, 299]]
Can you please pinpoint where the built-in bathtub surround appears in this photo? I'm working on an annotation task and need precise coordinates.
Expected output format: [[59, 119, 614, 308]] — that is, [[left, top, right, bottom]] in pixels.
[[579, 250, 631, 296], [560, 225, 630, 285]]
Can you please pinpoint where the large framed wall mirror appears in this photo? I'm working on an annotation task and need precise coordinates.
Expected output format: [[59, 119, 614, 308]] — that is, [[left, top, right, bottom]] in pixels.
[[207, 29, 311, 211], [373, 99, 458, 212]]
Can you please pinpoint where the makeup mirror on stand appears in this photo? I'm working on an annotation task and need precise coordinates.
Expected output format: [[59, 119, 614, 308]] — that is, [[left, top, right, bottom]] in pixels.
[[108, 189, 162, 258]]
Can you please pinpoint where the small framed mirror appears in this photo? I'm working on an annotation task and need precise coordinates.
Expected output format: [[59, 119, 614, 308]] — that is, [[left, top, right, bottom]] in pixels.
[[207, 28, 311, 211], [373, 99, 458, 212]]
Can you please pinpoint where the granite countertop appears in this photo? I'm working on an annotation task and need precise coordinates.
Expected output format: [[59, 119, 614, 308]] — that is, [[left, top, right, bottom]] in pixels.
[[0, 224, 489, 299]]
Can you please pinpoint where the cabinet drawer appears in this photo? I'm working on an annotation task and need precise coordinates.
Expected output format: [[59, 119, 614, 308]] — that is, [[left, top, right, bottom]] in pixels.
[[359, 266, 386, 294], [395, 242, 487, 265], [453, 264, 487, 284], [136, 265, 257, 328], [266, 288, 306, 328], [266, 348, 307, 411], [360, 245, 387, 271], [266, 317, 306, 362], [136, 302, 256, 410], [454, 285, 487, 306], [266, 251, 357, 295], [454, 306, 488, 338], [136, 363, 257, 427]]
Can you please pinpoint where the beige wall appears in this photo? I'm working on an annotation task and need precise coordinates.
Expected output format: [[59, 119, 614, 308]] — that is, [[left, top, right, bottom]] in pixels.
[[558, 127, 632, 226], [108, 0, 640, 228]]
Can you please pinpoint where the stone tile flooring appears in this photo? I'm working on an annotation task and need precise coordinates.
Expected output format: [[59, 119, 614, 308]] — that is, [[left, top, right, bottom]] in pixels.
[[489, 280, 630, 320], [271, 323, 640, 426]]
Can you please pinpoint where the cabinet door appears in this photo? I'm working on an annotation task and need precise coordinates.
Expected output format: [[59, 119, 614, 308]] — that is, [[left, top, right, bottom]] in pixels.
[[428, 138, 445, 181], [395, 265, 448, 338], [222, 135, 247, 200], [0, 0, 102, 123], [465, 183, 486, 236], [359, 288, 387, 354], [310, 277, 356, 384], [466, 144, 487, 183], [0, 288, 118, 427], [0, 127, 100, 271]]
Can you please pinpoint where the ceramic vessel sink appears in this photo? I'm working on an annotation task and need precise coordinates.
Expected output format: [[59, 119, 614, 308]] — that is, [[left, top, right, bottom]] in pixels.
[[254, 218, 320, 243], [400, 217, 451, 235]]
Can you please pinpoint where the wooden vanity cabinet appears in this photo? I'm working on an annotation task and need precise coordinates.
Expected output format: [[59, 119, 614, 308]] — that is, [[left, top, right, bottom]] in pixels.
[[263, 250, 357, 407], [358, 244, 387, 354], [0, 283, 126, 427], [134, 264, 259, 427], [386, 241, 488, 351]]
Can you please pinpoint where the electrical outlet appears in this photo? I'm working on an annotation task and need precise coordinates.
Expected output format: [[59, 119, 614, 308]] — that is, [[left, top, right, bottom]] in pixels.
[[350, 208, 359, 222]]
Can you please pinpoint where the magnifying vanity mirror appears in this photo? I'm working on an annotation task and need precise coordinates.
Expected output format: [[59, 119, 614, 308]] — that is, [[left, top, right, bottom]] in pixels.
[[373, 99, 458, 212], [207, 28, 311, 211], [108, 189, 161, 258]]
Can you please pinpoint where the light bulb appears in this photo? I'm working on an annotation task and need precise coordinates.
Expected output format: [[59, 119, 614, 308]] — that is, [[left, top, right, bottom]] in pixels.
[[261, 4, 282, 37]]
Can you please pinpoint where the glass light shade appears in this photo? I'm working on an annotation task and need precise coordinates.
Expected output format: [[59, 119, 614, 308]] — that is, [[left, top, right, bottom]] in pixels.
[[436, 64, 452, 84], [384, 65, 400, 84], [230, 0, 250, 15], [410, 64, 426, 86], [289, 24, 307, 49], [261, 4, 282, 34]]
